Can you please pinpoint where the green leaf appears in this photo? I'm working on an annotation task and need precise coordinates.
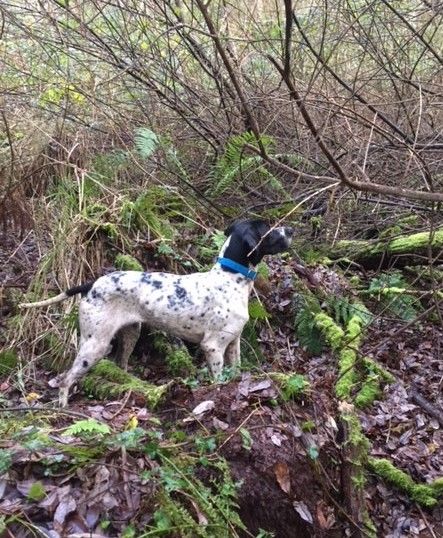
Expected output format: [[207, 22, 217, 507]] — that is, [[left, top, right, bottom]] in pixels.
[[240, 428, 253, 451], [28, 481, 46, 502]]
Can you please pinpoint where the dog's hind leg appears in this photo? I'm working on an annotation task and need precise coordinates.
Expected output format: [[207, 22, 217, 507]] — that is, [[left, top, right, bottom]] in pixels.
[[56, 311, 128, 407], [115, 322, 141, 370]]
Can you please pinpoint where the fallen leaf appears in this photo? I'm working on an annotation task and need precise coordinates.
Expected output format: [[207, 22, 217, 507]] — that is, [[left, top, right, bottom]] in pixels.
[[274, 462, 291, 494], [249, 380, 272, 393], [293, 501, 313, 524]]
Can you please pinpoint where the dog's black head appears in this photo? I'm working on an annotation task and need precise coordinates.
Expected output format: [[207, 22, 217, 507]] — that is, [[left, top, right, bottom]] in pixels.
[[223, 219, 293, 266]]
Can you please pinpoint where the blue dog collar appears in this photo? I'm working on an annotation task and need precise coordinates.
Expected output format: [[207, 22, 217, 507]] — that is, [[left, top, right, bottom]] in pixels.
[[217, 258, 257, 280]]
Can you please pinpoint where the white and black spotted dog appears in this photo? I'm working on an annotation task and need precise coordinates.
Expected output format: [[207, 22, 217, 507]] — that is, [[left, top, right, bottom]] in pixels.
[[20, 219, 293, 407]]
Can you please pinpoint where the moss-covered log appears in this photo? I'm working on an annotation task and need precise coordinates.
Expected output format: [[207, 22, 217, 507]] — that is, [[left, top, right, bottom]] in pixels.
[[83, 359, 171, 408], [368, 457, 440, 508], [339, 402, 376, 537], [329, 229, 443, 269]]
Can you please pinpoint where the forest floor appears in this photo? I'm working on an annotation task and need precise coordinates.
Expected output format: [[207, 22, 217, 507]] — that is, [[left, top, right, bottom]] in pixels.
[[1, 228, 442, 538]]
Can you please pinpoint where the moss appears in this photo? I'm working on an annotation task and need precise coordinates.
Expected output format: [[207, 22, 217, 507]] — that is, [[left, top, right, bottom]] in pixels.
[[339, 404, 375, 534], [314, 313, 344, 351], [362, 357, 395, 384], [430, 477, 443, 496], [152, 333, 196, 377], [115, 253, 143, 271], [340, 405, 370, 454], [368, 457, 438, 508], [355, 358, 395, 408], [344, 315, 364, 346], [301, 420, 315, 432], [166, 348, 196, 377], [362, 513, 377, 537], [336, 349, 358, 400], [336, 229, 443, 259], [0, 349, 18, 377], [354, 374, 381, 408], [83, 359, 170, 408]]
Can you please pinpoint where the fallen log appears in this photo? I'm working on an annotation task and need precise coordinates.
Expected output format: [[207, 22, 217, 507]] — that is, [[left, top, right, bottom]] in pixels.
[[329, 229, 443, 269]]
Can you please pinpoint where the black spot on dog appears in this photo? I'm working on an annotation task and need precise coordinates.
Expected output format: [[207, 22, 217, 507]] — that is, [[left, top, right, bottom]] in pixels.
[[175, 285, 187, 300], [152, 280, 163, 289], [111, 273, 123, 284], [140, 273, 151, 285], [91, 289, 103, 300], [236, 277, 243, 284], [156, 296, 164, 302], [200, 312, 205, 317], [87, 334, 92, 338], [83, 360, 89, 368]]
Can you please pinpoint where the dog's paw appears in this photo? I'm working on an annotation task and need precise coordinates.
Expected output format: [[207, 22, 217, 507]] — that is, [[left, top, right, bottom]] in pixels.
[[48, 375, 63, 388]]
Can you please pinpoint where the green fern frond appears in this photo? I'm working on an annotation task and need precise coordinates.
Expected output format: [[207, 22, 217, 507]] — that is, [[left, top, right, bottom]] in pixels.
[[294, 298, 325, 355], [210, 131, 276, 197], [63, 419, 111, 437], [134, 127, 159, 159]]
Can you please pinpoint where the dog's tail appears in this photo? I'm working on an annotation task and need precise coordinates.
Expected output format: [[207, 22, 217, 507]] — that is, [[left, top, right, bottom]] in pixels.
[[19, 282, 95, 309]]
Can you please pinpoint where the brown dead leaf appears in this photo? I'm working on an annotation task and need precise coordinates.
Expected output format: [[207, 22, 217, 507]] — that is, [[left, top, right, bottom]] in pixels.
[[316, 500, 335, 529], [274, 461, 291, 494]]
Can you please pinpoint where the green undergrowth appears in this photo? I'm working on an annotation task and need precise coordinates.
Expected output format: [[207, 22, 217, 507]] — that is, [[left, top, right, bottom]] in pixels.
[[270, 372, 310, 401], [143, 454, 245, 537], [0, 409, 246, 536], [83, 359, 170, 408]]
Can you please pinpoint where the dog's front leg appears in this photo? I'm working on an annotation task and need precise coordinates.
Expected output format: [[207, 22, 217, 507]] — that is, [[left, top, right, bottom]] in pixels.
[[225, 337, 241, 368], [200, 337, 227, 379]]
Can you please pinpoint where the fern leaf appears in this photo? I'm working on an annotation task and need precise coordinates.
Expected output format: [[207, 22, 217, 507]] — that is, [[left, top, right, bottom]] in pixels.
[[134, 127, 159, 159], [63, 418, 111, 437]]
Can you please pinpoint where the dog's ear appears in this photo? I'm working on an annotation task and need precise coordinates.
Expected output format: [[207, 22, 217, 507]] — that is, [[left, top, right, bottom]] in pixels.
[[224, 221, 237, 237], [225, 219, 269, 240], [242, 220, 270, 263]]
